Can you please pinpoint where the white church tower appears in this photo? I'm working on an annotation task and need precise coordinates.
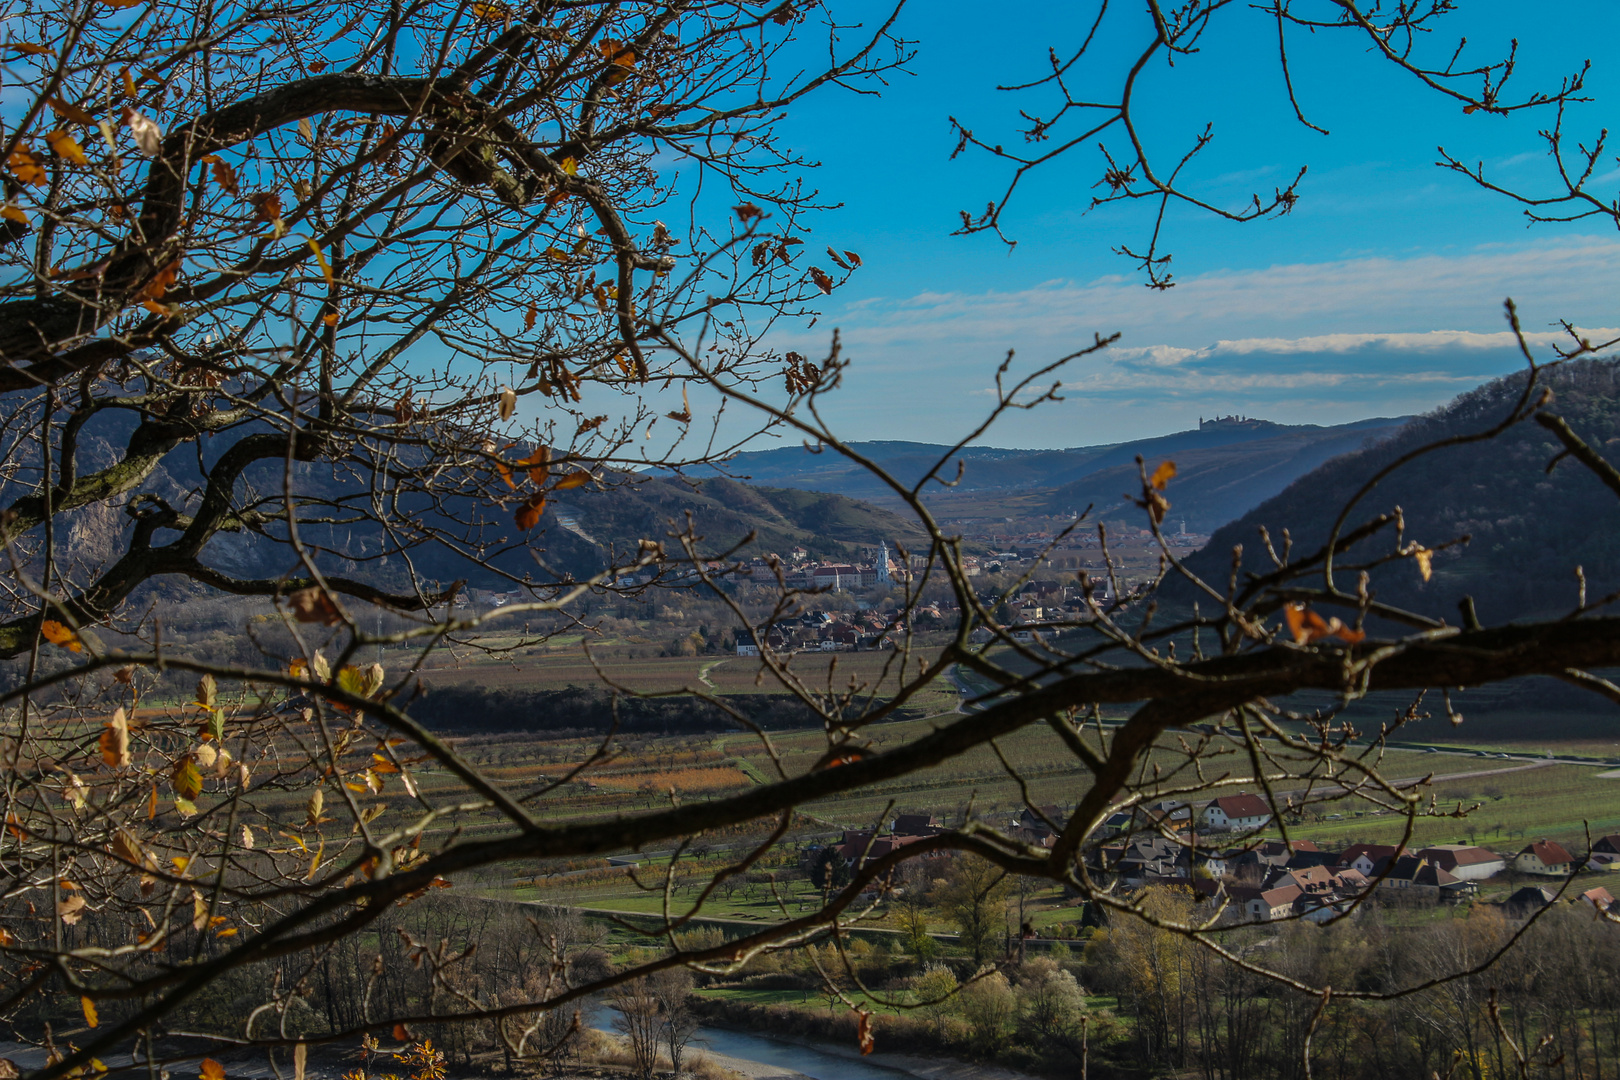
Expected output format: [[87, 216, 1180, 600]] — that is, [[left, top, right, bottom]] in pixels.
[[876, 540, 892, 585]]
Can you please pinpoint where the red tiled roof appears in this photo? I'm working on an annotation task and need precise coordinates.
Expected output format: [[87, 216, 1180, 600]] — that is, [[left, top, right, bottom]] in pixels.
[[1419, 845, 1504, 869], [1211, 794, 1272, 819], [1520, 839, 1574, 866]]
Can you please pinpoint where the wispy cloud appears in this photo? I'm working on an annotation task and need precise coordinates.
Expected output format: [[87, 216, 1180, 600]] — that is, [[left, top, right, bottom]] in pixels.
[[821, 237, 1620, 354], [781, 238, 1620, 446]]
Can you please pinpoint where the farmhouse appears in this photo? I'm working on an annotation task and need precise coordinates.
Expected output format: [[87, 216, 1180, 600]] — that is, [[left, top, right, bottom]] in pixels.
[[1582, 886, 1616, 913], [1592, 834, 1620, 868], [1417, 844, 1506, 881], [1515, 839, 1576, 877], [1201, 793, 1273, 832], [1335, 843, 1402, 877]]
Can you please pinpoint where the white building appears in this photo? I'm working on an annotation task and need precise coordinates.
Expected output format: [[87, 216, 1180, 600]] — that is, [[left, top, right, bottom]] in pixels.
[[1201, 793, 1273, 832]]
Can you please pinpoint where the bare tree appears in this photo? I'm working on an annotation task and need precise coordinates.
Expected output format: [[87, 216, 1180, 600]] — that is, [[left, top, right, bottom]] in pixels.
[[6, 3, 1620, 1080]]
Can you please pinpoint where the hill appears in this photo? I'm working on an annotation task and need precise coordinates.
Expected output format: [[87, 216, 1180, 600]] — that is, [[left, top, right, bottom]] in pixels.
[[1177, 360, 1620, 626], [704, 417, 1407, 531], [48, 409, 925, 598], [1168, 360, 1620, 739]]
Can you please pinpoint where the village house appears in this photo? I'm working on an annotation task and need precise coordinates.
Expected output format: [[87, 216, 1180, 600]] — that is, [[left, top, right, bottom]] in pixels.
[[1417, 844, 1506, 881], [1515, 839, 1576, 877], [1200, 793, 1273, 832], [1372, 855, 1474, 900], [1591, 834, 1620, 868], [1582, 886, 1615, 913], [1335, 843, 1403, 877]]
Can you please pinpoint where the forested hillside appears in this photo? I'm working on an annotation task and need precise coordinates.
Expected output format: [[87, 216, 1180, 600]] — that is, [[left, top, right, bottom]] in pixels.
[[1178, 360, 1620, 628]]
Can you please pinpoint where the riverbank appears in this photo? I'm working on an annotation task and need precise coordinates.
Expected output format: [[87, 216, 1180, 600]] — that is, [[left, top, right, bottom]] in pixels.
[[698, 1025, 1042, 1080]]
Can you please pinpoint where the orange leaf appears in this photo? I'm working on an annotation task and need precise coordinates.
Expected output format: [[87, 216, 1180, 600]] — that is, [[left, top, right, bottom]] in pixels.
[[553, 470, 591, 490], [45, 129, 87, 165], [514, 493, 546, 531], [472, 0, 507, 22], [81, 997, 98, 1028], [40, 619, 82, 652], [5, 43, 54, 56], [7, 147, 47, 186], [101, 0, 148, 8], [136, 258, 180, 301], [1, 203, 27, 226], [100, 707, 131, 767], [49, 97, 95, 124], [393, 1024, 410, 1042], [208, 157, 238, 195], [524, 303, 537, 331], [1149, 460, 1176, 491], [734, 203, 763, 223], [288, 587, 341, 626], [855, 1009, 874, 1055], [518, 445, 552, 485], [808, 267, 833, 295], [247, 191, 282, 223], [200, 1059, 225, 1080]]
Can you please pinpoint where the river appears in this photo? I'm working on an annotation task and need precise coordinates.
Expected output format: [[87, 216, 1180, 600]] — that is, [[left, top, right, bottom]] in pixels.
[[592, 1005, 916, 1080], [690, 1024, 915, 1080]]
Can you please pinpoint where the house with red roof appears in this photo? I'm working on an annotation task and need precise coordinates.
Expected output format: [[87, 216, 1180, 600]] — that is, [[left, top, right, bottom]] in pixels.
[[1515, 839, 1575, 877], [1200, 793, 1273, 832], [1418, 845, 1506, 881]]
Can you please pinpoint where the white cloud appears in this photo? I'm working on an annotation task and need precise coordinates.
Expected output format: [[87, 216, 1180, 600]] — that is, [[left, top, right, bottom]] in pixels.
[[817, 237, 1620, 354], [766, 237, 1620, 446]]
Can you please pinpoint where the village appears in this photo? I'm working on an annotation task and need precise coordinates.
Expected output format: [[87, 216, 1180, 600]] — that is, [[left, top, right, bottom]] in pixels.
[[798, 791, 1620, 930]]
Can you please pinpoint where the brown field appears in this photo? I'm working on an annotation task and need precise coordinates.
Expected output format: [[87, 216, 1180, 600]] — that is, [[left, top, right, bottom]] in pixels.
[[414, 645, 961, 718], [591, 766, 752, 793]]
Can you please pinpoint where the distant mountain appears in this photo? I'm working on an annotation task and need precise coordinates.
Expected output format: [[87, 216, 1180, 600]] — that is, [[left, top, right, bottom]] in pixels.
[[1176, 359, 1620, 626], [51, 409, 925, 600], [704, 417, 1409, 532]]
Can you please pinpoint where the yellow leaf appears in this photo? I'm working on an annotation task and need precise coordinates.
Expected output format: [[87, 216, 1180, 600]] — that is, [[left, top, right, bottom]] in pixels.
[[192, 892, 208, 932], [1149, 460, 1177, 491], [45, 129, 87, 165], [1, 203, 27, 226], [81, 996, 97, 1028], [41, 620, 82, 652], [196, 673, 216, 709], [215, 926, 238, 938], [308, 239, 335, 286], [173, 797, 198, 816], [553, 470, 591, 490], [305, 788, 324, 827], [172, 758, 202, 800], [471, 0, 506, 22], [559, 156, 577, 176], [1412, 546, 1434, 582], [6, 43, 54, 56]]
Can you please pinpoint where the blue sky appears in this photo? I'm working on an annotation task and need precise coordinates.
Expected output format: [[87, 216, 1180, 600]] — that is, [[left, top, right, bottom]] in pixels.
[[732, 1, 1620, 449]]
